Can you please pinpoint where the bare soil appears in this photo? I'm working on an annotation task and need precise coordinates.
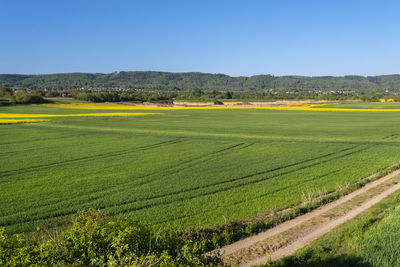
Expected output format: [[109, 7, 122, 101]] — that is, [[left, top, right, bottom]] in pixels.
[[173, 100, 352, 107], [118, 99, 358, 107]]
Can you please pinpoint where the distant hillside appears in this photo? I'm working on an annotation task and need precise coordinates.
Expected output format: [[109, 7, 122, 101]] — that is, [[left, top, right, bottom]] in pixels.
[[2, 71, 400, 92]]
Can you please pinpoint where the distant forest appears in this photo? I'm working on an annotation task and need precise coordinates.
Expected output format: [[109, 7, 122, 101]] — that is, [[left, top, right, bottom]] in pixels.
[[2, 71, 400, 92]]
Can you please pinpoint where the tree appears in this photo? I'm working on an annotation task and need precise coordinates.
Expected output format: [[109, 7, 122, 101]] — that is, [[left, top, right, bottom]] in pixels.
[[0, 87, 13, 96], [193, 88, 203, 98]]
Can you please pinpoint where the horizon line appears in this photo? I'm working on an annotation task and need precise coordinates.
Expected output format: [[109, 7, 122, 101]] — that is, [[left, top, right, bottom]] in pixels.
[[2, 71, 400, 78]]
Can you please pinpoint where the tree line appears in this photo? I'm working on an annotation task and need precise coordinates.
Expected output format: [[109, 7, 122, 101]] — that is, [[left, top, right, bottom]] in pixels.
[[2, 71, 400, 92], [0, 87, 45, 105], [3, 86, 399, 104]]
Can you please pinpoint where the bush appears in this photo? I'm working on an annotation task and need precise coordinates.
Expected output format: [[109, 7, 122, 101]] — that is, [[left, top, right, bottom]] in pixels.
[[0, 99, 11, 106], [0, 87, 13, 97], [0, 209, 221, 266], [0, 228, 38, 266], [14, 91, 44, 104]]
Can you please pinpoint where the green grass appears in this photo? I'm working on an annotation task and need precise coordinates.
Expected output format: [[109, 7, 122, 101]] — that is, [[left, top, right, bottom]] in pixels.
[[43, 97, 87, 104], [2, 103, 400, 234]]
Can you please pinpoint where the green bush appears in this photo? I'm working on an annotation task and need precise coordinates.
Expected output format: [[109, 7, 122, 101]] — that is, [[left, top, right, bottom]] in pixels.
[[0, 87, 13, 97], [0, 209, 221, 266], [14, 91, 44, 104]]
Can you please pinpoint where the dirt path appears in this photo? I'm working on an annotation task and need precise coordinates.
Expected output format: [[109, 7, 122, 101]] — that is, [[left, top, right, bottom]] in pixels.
[[211, 169, 400, 266]]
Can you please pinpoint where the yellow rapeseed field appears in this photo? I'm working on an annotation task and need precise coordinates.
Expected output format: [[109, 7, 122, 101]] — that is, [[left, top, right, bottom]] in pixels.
[[42, 103, 400, 112], [0, 119, 51, 124], [0, 113, 161, 119]]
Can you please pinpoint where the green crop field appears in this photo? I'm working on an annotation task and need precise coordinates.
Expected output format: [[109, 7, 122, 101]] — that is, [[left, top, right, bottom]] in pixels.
[[2, 102, 400, 234], [321, 102, 400, 109]]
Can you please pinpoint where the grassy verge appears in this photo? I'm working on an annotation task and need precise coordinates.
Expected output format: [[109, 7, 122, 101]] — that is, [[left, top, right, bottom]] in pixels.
[[265, 188, 400, 266]]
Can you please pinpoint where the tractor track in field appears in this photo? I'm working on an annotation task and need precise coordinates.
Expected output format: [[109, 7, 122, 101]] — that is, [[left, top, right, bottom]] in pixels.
[[0, 131, 95, 146], [154, 169, 342, 226], [0, 143, 379, 232], [32, 123, 400, 146], [0, 135, 134, 156], [0, 142, 254, 226], [0, 138, 185, 179], [210, 169, 400, 266], [0, 144, 366, 227], [82, 145, 368, 214], [0, 131, 144, 156], [1, 143, 252, 209]]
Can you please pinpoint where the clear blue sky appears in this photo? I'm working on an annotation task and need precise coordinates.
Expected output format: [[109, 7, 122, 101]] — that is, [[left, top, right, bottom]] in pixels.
[[1, 0, 400, 76]]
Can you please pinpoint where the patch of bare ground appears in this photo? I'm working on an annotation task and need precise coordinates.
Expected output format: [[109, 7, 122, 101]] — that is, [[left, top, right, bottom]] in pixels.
[[212, 169, 400, 266], [118, 99, 358, 107], [173, 100, 357, 107]]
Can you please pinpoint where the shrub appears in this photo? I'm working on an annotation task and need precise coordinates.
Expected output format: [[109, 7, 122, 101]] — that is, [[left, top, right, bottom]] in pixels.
[[0, 209, 221, 266], [14, 91, 45, 104], [0, 87, 13, 97], [0, 228, 39, 266]]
